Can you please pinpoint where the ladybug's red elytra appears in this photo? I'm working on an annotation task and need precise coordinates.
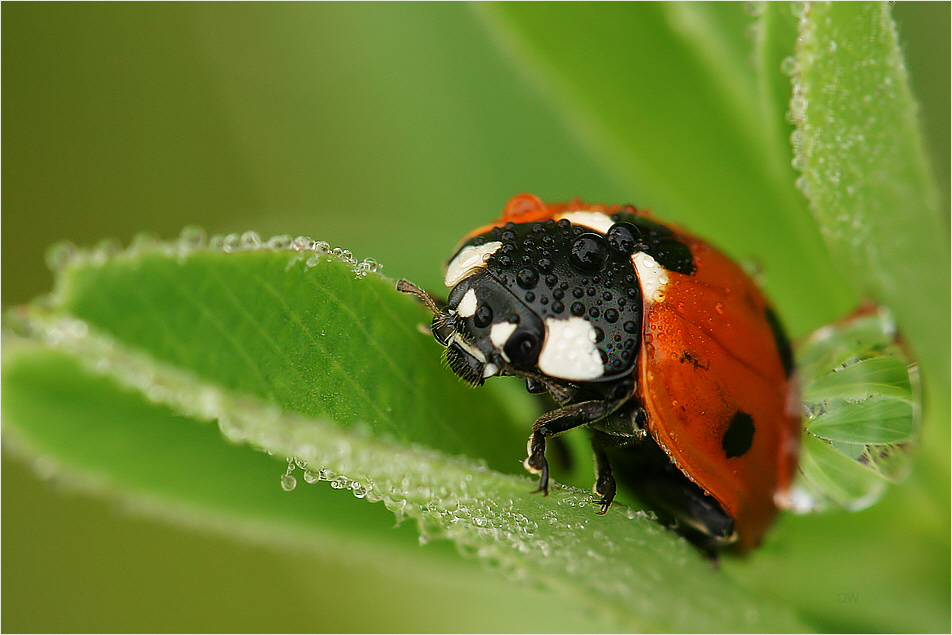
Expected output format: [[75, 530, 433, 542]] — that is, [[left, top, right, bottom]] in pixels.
[[398, 194, 800, 552]]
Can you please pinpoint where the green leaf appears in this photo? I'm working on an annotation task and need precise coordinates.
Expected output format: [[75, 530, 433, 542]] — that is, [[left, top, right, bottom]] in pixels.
[[804, 356, 912, 401], [790, 2, 950, 396], [796, 433, 888, 510], [807, 396, 916, 445], [47, 236, 523, 471], [3, 236, 807, 632]]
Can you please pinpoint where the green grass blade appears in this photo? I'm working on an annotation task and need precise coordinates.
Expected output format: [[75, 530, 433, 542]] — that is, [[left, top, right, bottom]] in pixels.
[[790, 2, 949, 394]]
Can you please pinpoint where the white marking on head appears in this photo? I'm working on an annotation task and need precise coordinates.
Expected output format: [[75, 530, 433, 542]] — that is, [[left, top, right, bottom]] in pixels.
[[632, 252, 669, 302], [482, 362, 499, 378], [556, 211, 614, 234], [456, 288, 478, 317], [537, 317, 604, 380], [444, 241, 502, 287], [489, 321, 518, 355], [449, 333, 486, 363]]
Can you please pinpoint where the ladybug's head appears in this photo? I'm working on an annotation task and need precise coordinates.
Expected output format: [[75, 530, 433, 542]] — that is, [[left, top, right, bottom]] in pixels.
[[399, 218, 644, 387], [397, 273, 542, 387]]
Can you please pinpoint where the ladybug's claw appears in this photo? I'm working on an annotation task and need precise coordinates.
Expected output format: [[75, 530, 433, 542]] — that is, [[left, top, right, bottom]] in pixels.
[[594, 481, 616, 515], [531, 464, 550, 496], [592, 439, 617, 515], [525, 431, 549, 495]]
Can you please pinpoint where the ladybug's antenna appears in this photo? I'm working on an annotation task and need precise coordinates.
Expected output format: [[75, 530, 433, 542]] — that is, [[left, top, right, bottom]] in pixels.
[[396, 279, 444, 316]]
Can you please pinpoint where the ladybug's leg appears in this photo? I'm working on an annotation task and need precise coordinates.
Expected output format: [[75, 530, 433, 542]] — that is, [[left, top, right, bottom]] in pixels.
[[589, 428, 642, 514], [525, 398, 626, 496], [592, 442, 616, 514], [639, 466, 737, 550]]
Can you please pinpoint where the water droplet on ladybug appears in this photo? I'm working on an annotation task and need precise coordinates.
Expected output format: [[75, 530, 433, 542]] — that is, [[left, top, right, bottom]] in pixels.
[[474, 305, 494, 328], [570, 234, 608, 273], [606, 222, 642, 254], [517, 267, 539, 289]]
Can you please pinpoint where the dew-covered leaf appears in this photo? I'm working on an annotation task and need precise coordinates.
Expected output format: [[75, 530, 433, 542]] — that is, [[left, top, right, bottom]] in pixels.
[[44, 234, 524, 473], [790, 2, 949, 394], [2, 234, 809, 632]]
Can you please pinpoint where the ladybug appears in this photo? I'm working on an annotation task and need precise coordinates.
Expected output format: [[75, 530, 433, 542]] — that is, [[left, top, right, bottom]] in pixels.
[[398, 194, 800, 552]]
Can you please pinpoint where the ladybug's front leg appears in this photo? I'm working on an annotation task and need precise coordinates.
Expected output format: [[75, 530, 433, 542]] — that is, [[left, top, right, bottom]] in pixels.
[[592, 442, 616, 515], [524, 398, 625, 495]]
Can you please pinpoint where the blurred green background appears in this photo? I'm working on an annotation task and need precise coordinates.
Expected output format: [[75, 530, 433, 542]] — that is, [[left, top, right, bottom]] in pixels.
[[3, 3, 948, 632]]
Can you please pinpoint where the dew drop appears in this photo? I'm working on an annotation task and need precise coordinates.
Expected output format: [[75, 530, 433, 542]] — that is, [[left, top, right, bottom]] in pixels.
[[45, 241, 77, 271], [95, 238, 123, 258], [780, 56, 798, 77], [179, 226, 207, 249], [267, 234, 292, 250], [280, 473, 298, 491], [240, 231, 262, 249], [222, 233, 241, 253], [791, 92, 808, 114], [130, 232, 159, 253], [743, 2, 762, 17], [218, 415, 246, 443]]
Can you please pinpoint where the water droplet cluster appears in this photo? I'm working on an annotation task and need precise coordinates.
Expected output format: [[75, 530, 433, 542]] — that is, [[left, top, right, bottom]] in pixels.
[[465, 220, 642, 378], [45, 227, 382, 280]]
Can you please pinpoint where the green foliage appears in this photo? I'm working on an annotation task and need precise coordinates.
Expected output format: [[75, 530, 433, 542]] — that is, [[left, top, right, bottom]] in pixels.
[[3, 2, 948, 632]]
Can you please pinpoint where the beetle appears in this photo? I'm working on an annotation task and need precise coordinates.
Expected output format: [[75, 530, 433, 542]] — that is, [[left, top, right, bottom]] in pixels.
[[398, 193, 800, 551]]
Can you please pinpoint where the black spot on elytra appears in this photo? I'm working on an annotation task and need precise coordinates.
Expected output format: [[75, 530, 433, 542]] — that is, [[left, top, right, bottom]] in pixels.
[[722, 411, 755, 459], [764, 307, 794, 378], [607, 215, 696, 275]]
